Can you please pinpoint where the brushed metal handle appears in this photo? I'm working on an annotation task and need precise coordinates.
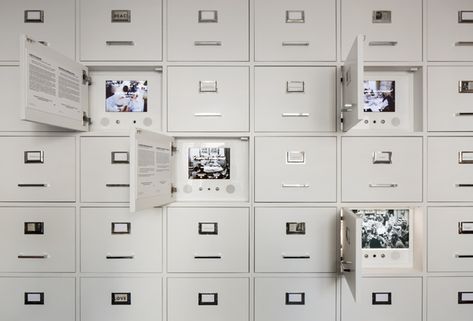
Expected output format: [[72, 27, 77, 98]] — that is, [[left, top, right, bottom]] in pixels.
[[282, 41, 310, 46], [194, 41, 222, 46], [455, 112, 473, 116], [282, 113, 310, 117], [282, 254, 311, 259], [105, 184, 130, 188], [456, 184, 473, 187], [455, 41, 473, 46], [193, 113, 222, 117], [455, 254, 473, 258], [282, 184, 310, 188], [369, 183, 398, 188], [369, 41, 398, 46], [194, 254, 222, 259], [18, 184, 49, 187], [106, 254, 135, 259], [18, 254, 49, 259], [106, 41, 135, 46]]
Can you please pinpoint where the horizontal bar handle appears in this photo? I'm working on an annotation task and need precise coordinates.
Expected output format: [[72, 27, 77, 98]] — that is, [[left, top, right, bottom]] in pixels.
[[369, 183, 398, 188], [18, 254, 49, 259], [282, 184, 310, 188], [455, 254, 473, 258], [106, 41, 135, 46], [18, 184, 48, 187], [282, 41, 310, 46], [282, 113, 310, 117], [369, 41, 398, 46], [194, 41, 222, 46], [106, 255, 135, 259], [282, 254, 311, 259], [194, 255, 222, 259], [105, 184, 130, 187], [456, 184, 473, 187], [455, 41, 473, 46], [193, 113, 222, 117], [455, 112, 473, 116]]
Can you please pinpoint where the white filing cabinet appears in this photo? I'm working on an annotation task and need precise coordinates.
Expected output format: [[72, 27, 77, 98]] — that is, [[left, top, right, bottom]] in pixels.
[[167, 0, 249, 61], [81, 277, 162, 321], [341, 277, 423, 321], [428, 137, 473, 201], [80, 137, 130, 203], [341, 0, 422, 61], [254, 207, 337, 273], [0, 0, 75, 61], [0, 136, 75, 202], [0, 277, 75, 321], [254, 67, 336, 132], [254, 0, 336, 61], [428, 67, 473, 131], [341, 137, 423, 202], [167, 67, 249, 132], [0, 207, 75, 272], [254, 137, 336, 202], [254, 277, 337, 321], [167, 278, 249, 321], [428, 207, 473, 272], [427, 0, 473, 61], [427, 277, 473, 321], [80, 207, 162, 273], [167, 207, 249, 273], [79, 0, 162, 61]]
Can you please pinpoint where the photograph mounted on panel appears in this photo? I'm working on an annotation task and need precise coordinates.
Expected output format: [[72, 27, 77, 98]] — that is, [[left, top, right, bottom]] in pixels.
[[105, 80, 148, 112], [188, 147, 230, 179], [363, 80, 395, 112]]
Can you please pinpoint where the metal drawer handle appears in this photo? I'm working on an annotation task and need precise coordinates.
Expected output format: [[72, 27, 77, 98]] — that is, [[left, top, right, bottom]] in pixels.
[[18, 184, 49, 187], [193, 113, 222, 117], [194, 254, 222, 259], [455, 112, 473, 116], [105, 184, 130, 187], [455, 41, 473, 47], [369, 183, 398, 188], [455, 254, 473, 258], [18, 254, 49, 259], [368, 41, 398, 46], [282, 184, 310, 188], [341, 260, 352, 272], [282, 113, 310, 117], [282, 41, 310, 47], [106, 254, 135, 259], [282, 254, 311, 259], [456, 184, 473, 187], [194, 41, 222, 46], [106, 41, 135, 46]]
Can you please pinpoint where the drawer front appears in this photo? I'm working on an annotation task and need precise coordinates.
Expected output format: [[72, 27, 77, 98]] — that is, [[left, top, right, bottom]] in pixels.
[[341, 0, 422, 61], [0, 137, 75, 202], [0, 0, 75, 61], [342, 137, 422, 202], [427, 277, 473, 321], [254, 0, 336, 61], [428, 0, 473, 61], [81, 208, 162, 273], [428, 137, 473, 201], [255, 277, 337, 321], [167, 278, 249, 321], [80, 137, 130, 203], [167, 0, 249, 61], [254, 67, 336, 132], [255, 137, 336, 202], [167, 67, 249, 132], [81, 277, 162, 321], [342, 277, 423, 321], [167, 207, 249, 272], [428, 207, 473, 272], [0, 277, 75, 321], [0, 207, 75, 272], [428, 67, 473, 131], [255, 207, 337, 272], [80, 0, 162, 61]]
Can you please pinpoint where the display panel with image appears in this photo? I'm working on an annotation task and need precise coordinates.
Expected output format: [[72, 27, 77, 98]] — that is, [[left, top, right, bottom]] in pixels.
[[363, 80, 395, 112], [105, 80, 148, 112], [188, 147, 230, 179], [357, 209, 409, 249]]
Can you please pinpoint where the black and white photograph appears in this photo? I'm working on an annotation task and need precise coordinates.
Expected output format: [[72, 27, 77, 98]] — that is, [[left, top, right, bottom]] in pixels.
[[358, 209, 409, 249], [363, 80, 395, 112], [105, 80, 148, 112], [188, 147, 230, 179]]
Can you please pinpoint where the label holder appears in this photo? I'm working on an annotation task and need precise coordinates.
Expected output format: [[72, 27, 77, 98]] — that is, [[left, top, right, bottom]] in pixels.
[[285, 292, 305, 305], [372, 292, 392, 305], [286, 222, 306, 235], [198, 222, 218, 235]]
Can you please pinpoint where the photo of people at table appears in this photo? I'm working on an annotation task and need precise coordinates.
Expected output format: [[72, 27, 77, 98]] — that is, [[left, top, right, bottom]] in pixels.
[[105, 80, 148, 112], [188, 147, 230, 179], [363, 80, 395, 112]]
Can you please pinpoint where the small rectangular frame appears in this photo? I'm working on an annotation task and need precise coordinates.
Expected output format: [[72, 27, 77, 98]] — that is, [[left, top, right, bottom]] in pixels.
[[24, 10, 44, 23], [285, 10, 305, 23], [285, 292, 305, 305], [459, 81, 473, 93], [198, 10, 218, 23], [286, 222, 306, 235], [24, 292, 44, 305], [111, 10, 131, 23], [24, 222, 44, 235], [111, 222, 131, 234], [24, 151, 44, 164], [459, 221, 473, 234], [458, 11, 473, 23], [199, 80, 218, 93], [286, 151, 305, 164], [286, 81, 305, 93], [198, 222, 218, 235], [372, 292, 392, 305], [458, 292, 473, 304], [111, 292, 131, 305], [198, 293, 218, 305], [459, 151, 473, 164], [372, 10, 392, 23], [372, 151, 392, 164], [111, 151, 130, 164]]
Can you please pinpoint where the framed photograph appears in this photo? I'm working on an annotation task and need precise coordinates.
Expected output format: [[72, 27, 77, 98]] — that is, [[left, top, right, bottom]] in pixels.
[[363, 80, 395, 112], [105, 80, 148, 112], [188, 147, 230, 179], [358, 209, 409, 249]]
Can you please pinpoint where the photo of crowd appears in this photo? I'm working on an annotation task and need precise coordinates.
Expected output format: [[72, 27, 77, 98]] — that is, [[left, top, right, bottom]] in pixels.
[[358, 209, 409, 249], [363, 80, 395, 112], [105, 80, 148, 112], [188, 147, 230, 179]]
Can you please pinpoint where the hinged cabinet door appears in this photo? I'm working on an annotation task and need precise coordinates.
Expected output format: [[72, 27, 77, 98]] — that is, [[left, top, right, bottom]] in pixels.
[[130, 128, 175, 212], [20, 35, 90, 131], [342, 35, 364, 132], [341, 208, 362, 302]]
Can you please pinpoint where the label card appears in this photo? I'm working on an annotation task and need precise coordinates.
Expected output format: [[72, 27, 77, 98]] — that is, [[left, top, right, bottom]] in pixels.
[[198, 293, 218, 305], [285, 292, 305, 305], [111, 292, 131, 305], [372, 292, 392, 305], [24, 292, 44, 305], [198, 222, 218, 235], [111, 222, 131, 234]]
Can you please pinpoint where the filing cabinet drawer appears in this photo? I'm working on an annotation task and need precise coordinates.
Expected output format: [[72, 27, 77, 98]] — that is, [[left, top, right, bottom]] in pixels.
[[341, 0, 422, 61], [427, 277, 473, 321], [428, 207, 473, 272], [255, 137, 336, 202], [80, 0, 162, 61], [428, 67, 473, 131], [255, 207, 337, 272], [81, 137, 130, 203], [0, 0, 75, 61], [342, 137, 422, 202], [167, 278, 249, 321], [428, 137, 473, 201], [254, 0, 336, 61], [167, 67, 249, 132], [0, 277, 75, 321], [81, 277, 162, 321], [255, 277, 337, 321], [167, 0, 249, 61], [254, 67, 336, 132], [167, 207, 249, 272], [0, 207, 75, 272], [342, 277, 423, 321], [428, 0, 473, 61], [81, 207, 162, 273], [0, 136, 75, 202]]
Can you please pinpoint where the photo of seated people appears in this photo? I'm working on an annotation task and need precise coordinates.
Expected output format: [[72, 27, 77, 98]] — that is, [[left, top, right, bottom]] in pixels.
[[360, 209, 409, 249], [105, 80, 148, 112], [188, 147, 230, 179], [363, 80, 395, 112]]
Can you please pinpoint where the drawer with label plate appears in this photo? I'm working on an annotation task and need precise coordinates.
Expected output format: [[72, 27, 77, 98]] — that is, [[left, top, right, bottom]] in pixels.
[[427, 277, 473, 321]]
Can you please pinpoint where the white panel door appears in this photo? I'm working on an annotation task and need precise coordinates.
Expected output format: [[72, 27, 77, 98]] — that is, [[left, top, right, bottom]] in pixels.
[[341, 208, 362, 302], [427, 277, 473, 321]]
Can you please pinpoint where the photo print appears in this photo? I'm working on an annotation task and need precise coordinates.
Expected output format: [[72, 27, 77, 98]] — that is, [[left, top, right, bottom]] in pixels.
[[188, 147, 230, 179], [363, 80, 395, 112], [105, 80, 148, 112]]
